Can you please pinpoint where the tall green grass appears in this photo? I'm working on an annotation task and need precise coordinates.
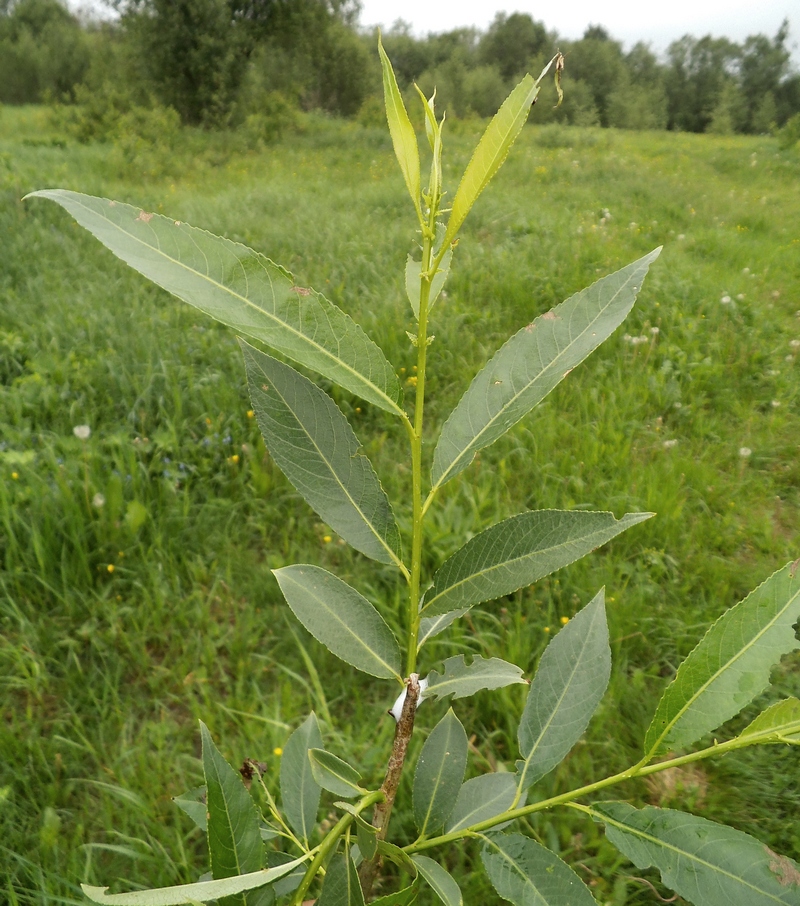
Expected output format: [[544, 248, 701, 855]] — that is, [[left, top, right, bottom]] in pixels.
[[1, 106, 799, 904]]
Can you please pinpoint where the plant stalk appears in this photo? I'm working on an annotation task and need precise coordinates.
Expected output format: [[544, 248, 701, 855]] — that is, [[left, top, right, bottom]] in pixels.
[[359, 673, 421, 896]]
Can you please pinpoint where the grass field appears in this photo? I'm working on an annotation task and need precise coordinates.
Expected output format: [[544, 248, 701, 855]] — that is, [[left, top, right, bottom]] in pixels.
[[1, 103, 799, 905]]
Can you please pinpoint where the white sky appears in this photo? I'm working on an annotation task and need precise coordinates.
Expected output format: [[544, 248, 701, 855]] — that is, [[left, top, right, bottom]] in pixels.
[[359, 0, 799, 61]]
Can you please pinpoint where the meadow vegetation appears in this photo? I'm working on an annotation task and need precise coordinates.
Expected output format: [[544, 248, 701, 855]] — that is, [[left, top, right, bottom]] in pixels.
[[1, 100, 800, 904]]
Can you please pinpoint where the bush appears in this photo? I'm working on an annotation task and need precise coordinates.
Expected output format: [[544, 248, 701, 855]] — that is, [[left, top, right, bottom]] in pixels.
[[775, 111, 800, 149]]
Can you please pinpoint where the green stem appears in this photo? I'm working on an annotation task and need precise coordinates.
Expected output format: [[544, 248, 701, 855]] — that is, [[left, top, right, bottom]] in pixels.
[[289, 790, 384, 906], [403, 734, 762, 855]]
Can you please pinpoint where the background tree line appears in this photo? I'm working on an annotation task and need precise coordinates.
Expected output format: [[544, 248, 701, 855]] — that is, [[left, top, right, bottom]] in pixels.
[[1, 0, 799, 136]]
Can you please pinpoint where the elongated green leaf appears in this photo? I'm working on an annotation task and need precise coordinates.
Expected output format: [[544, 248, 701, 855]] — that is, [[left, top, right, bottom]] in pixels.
[[738, 698, 800, 745], [411, 856, 462, 906], [200, 723, 264, 906], [405, 247, 452, 321], [267, 852, 304, 898], [644, 561, 800, 759], [81, 859, 306, 906], [418, 608, 469, 649], [317, 853, 365, 906], [308, 749, 364, 798], [424, 655, 525, 701], [595, 802, 800, 906], [241, 342, 402, 567], [442, 76, 539, 249], [432, 250, 661, 490], [26, 190, 402, 415], [481, 833, 597, 906], [280, 713, 323, 845], [369, 884, 419, 906], [378, 37, 421, 218], [422, 510, 651, 618], [173, 786, 207, 832], [273, 565, 402, 680], [517, 591, 610, 791], [413, 709, 468, 836], [355, 815, 378, 861], [445, 773, 518, 833]]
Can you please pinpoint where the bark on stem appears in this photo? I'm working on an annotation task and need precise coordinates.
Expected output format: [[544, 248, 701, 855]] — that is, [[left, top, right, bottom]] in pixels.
[[359, 673, 420, 898]]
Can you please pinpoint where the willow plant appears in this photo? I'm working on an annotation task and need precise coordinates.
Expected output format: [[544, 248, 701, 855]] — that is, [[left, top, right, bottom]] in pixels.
[[27, 42, 800, 906]]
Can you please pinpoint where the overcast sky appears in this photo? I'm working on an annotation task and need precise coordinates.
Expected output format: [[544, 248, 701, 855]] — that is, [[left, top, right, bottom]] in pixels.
[[358, 0, 799, 61]]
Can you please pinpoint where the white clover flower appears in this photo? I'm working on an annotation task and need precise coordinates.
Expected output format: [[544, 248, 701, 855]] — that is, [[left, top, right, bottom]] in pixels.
[[677, 233, 685, 240], [771, 400, 781, 408], [650, 327, 660, 335], [790, 340, 800, 349], [92, 493, 106, 508], [720, 295, 731, 304], [73, 425, 91, 440], [663, 439, 678, 449], [739, 447, 752, 458], [737, 294, 746, 301]]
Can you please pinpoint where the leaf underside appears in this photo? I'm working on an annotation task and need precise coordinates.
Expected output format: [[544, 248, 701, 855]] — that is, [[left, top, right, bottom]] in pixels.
[[26, 190, 402, 415], [413, 709, 468, 836], [280, 713, 323, 845], [738, 697, 800, 745], [308, 748, 364, 798], [424, 655, 526, 701], [411, 855, 463, 906], [274, 565, 403, 680], [445, 773, 518, 834], [317, 853, 365, 906], [595, 802, 800, 906]]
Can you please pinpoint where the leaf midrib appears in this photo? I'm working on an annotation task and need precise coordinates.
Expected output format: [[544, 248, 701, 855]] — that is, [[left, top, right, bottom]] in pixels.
[[52, 192, 403, 417]]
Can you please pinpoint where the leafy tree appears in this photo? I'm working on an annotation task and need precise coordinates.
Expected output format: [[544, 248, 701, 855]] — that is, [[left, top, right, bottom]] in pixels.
[[563, 26, 625, 127], [738, 21, 793, 131], [479, 12, 551, 81], [665, 34, 741, 132]]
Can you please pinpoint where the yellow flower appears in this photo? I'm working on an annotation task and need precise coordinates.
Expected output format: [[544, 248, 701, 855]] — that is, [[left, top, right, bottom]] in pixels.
[[247, 410, 255, 419], [11, 472, 19, 480], [323, 535, 332, 544], [273, 747, 283, 757], [107, 564, 115, 573], [543, 626, 551, 634], [560, 616, 569, 625]]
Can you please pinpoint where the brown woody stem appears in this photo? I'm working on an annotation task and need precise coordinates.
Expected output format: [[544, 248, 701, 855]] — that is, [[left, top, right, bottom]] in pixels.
[[359, 674, 420, 898]]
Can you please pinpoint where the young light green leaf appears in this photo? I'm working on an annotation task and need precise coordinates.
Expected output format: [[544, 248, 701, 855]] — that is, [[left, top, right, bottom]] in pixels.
[[481, 833, 597, 906], [308, 748, 364, 798], [405, 247, 453, 321], [422, 510, 652, 618], [644, 560, 800, 759], [81, 859, 307, 906], [173, 786, 207, 832], [445, 773, 518, 833], [280, 712, 323, 846], [273, 565, 402, 680], [200, 722, 265, 906], [25, 191, 403, 415], [413, 709, 468, 837], [738, 698, 800, 745], [317, 853, 365, 906], [517, 590, 610, 791], [378, 37, 421, 219], [424, 655, 526, 701], [411, 856, 463, 906], [431, 250, 661, 490], [442, 75, 539, 249], [241, 341, 402, 567], [594, 802, 800, 906]]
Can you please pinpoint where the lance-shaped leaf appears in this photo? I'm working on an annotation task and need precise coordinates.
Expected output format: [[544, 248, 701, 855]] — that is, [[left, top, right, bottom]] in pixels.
[[422, 510, 651, 618], [644, 560, 800, 759], [418, 608, 469, 649], [442, 76, 539, 249], [280, 713, 323, 845], [331, 802, 379, 860], [81, 859, 307, 906], [594, 802, 800, 906], [308, 749, 364, 798], [481, 833, 597, 906], [738, 698, 800, 745], [317, 853, 365, 906], [445, 773, 518, 834], [25, 190, 402, 415], [432, 250, 661, 490], [405, 247, 453, 321], [200, 723, 265, 906], [378, 37, 421, 219], [369, 884, 419, 906], [517, 590, 610, 791], [411, 856, 463, 906], [424, 655, 526, 701], [241, 342, 402, 567], [413, 709, 468, 836], [273, 565, 402, 680]]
